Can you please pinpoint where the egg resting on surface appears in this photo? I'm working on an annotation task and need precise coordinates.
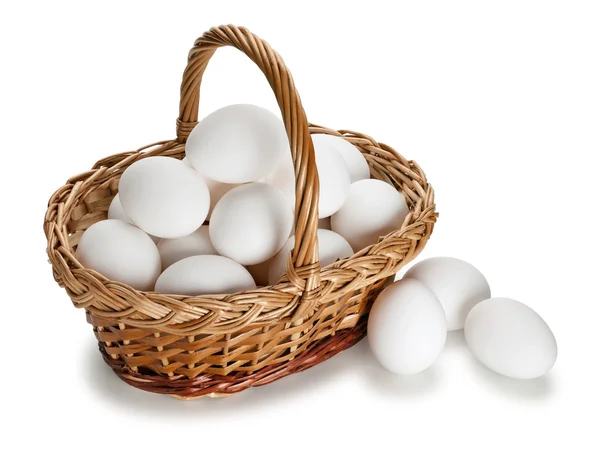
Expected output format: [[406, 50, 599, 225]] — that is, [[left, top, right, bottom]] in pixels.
[[185, 104, 289, 183], [263, 140, 351, 218], [76, 219, 161, 291], [312, 133, 370, 183], [118, 156, 209, 239], [108, 194, 160, 244], [331, 179, 408, 251], [157, 225, 217, 270], [263, 150, 295, 207], [465, 297, 557, 379], [209, 182, 293, 266], [108, 193, 132, 224], [154, 255, 257, 296], [403, 257, 491, 331], [182, 157, 238, 219], [368, 278, 447, 375]]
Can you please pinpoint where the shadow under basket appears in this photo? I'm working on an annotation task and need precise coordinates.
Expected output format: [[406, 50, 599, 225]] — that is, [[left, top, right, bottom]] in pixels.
[[44, 25, 437, 399]]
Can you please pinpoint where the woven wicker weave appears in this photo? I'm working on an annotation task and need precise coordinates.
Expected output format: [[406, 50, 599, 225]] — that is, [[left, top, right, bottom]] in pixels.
[[44, 25, 437, 399]]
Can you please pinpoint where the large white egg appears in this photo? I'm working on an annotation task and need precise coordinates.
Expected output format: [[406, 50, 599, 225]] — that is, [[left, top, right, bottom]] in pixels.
[[157, 225, 217, 270], [210, 183, 293, 265], [314, 145, 351, 218], [263, 150, 295, 208], [204, 177, 238, 219], [368, 278, 447, 375], [107, 193, 131, 223], [185, 104, 289, 183], [154, 255, 256, 296], [331, 179, 408, 251], [118, 156, 209, 239], [108, 194, 160, 244], [312, 133, 370, 182], [77, 219, 161, 291], [182, 157, 238, 219], [404, 257, 491, 331], [465, 298, 557, 379], [268, 229, 354, 284], [263, 143, 351, 218]]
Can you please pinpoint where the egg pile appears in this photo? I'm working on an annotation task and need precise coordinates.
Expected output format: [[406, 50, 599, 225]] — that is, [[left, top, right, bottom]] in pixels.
[[368, 257, 558, 380], [77, 104, 409, 297]]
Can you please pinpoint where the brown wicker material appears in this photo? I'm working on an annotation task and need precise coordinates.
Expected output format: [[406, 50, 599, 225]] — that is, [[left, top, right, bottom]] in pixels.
[[44, 25, 437, 399]]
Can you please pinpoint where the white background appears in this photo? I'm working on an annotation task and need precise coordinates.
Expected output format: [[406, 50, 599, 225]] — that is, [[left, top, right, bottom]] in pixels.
[[1, 1, 599, 448]]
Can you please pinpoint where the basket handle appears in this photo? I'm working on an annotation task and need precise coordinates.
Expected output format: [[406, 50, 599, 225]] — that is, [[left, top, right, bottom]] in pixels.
[[176, 25, 321, 314]]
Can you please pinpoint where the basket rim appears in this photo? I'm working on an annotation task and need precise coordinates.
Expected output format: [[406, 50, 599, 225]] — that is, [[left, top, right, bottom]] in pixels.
[[44, 125, 436, 336]]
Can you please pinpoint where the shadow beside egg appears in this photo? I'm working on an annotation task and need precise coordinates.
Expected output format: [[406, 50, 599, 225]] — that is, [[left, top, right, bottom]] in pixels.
[[445, 329, 557, 401], [444, 329, 469, 350], [347, 339, 443, 397], [465, 352, 557, 401]]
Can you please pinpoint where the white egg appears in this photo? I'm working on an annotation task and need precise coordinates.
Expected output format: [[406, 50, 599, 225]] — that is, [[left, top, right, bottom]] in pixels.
[[107, 193, 131, 223], [404, 257, 491, 331], [154, 255, 256, 296], [182, 157, 238, 219], [266, 148, 350, 218], [312, 133, 370, 182], [210, 183, 293, 265], [263, 150, 295, 206], [77, 219, 161, 291], [118, 157, 209, 239], [108, 194, 160, 244], [204, 177, 238, 219], [314, 146, 351, 218], [318, 217, 331, 230], [268, 229, 354, 284], [263, 143, 351, 218], [368, 278, 447, 375], [157, 225, 217, 270], [331, 179, 408, 251], [245, 258, 272, 287], [185, 104, 289, 183], [465, 298, 557, 379]]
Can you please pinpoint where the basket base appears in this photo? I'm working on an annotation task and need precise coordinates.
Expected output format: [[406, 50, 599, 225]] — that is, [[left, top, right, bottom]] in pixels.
[[99, 318, 367, 400]]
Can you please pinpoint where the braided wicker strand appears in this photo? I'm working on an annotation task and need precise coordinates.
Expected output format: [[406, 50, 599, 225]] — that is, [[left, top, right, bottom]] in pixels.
[[44, 25, 437, 398]]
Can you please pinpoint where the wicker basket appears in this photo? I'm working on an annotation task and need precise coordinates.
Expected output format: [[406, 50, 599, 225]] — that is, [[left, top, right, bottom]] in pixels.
[[44, 25, 437, 399]]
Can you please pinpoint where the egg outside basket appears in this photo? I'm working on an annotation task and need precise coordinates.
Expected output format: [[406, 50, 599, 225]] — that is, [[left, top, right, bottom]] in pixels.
[[44, 25, 437, 399]]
